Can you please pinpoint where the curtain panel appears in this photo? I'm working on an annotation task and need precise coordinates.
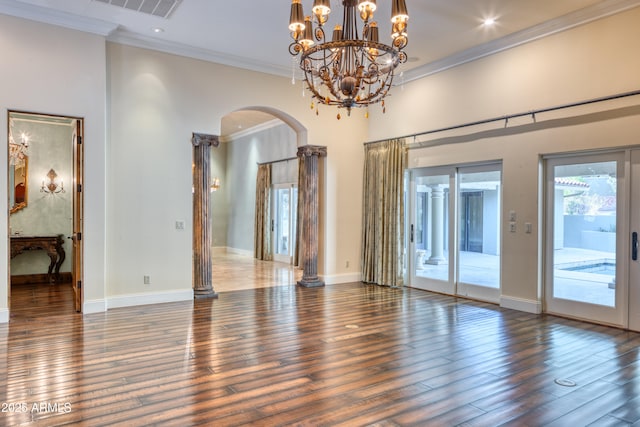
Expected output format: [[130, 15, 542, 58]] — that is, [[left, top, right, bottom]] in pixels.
[[254, 164, 273, 261], [361, 138, 407, 287]]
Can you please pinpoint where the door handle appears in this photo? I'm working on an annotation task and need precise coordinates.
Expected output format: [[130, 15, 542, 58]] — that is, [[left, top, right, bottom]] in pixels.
[[633, 231, 638, 261], [410, 224, 414, 243]]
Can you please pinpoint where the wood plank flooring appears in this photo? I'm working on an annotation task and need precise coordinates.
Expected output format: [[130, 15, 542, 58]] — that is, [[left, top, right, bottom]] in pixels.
[[3, 257, 640, 426], [211, 253, 302, 292]]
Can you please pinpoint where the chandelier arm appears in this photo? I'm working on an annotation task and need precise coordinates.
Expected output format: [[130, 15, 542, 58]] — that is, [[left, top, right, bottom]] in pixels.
[[304, 66, 343, 105], [315, 26, 326, 43], [289, 41, 303, 56]]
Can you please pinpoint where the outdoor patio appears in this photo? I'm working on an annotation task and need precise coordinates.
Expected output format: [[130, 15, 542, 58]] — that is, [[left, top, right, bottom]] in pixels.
[[415, 247, 616, 307]]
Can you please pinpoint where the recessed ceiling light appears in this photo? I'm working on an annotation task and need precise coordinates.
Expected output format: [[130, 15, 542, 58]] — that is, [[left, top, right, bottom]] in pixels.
[[483, 18, 496, 26], [152, 27, 164, 33]]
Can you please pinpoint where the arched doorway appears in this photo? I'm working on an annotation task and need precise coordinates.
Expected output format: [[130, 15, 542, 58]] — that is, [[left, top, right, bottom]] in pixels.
[[198, 107, 322, 292]]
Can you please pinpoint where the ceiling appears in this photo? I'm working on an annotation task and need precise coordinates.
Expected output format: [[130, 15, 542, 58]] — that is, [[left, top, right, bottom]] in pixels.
[[2, 0, 639, 137]]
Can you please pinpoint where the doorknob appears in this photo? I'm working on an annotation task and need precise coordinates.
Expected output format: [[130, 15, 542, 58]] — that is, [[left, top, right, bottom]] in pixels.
[[633, 231, 638, 261]]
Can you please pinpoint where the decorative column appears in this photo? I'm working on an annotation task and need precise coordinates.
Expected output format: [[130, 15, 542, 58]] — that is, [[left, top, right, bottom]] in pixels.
[[297, 145, 327, 288], [192, 133, 219, 299], [427, 185, 447, 265]]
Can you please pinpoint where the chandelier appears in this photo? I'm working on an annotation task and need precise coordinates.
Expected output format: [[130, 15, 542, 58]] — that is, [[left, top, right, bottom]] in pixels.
[[288, 0, 409, 118], [8, 118, 29, 167]]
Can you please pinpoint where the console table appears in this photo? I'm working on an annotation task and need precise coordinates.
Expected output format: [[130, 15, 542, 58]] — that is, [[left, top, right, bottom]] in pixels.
[[10, 234, 66, 283]]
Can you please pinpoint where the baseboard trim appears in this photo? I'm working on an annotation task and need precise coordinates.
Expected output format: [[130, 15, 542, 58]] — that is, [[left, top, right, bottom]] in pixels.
[[320, 272, 362, 285], [500, 295, 542, 314], [83, 299, 107, 314], [106, 289, 194, 310], [0, 308, 8, 323], [212, 246, 228, 256], [226, 247, 253, 257], [11, 273, 72, 285]]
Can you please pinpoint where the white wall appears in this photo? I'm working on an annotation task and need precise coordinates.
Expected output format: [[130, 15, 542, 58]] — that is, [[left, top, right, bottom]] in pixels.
[[224, 123, 297, 253], [366, 7, 640, 312], [210, 142, 228, 249], [0, 15, 107, 321], [0, 14, 367, 321], [105, 42, 367, 304]]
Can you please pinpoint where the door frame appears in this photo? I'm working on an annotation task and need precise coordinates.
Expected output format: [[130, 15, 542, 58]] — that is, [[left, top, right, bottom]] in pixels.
[[629, 149, 640, 331], [408, 166, 456, 295], [407, 162, 503, 302], [6, 111, 84, 314], [271, 183, 297, 265], [456, 163, 502, 303], [543, 150, 627, 327]]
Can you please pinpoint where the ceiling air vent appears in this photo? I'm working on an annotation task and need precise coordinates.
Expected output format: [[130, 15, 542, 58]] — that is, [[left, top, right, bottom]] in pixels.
[[93, 0, 182, 19]]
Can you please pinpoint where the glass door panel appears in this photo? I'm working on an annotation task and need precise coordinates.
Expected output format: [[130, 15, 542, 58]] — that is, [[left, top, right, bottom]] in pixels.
[[410, 169, 454, 294], [272, 185, 297, 264], [457, 167, 501, 302], [545, 153, 624, 326]]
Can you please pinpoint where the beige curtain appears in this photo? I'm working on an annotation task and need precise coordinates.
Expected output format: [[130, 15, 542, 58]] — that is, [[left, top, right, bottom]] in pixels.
[[254, 164, 273, 261], [361, 138, 407, 287], [294, 157, 306, 267]]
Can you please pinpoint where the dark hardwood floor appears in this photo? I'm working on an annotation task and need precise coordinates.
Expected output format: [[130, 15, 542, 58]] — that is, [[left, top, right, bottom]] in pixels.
[[2, 280, 640, 426]]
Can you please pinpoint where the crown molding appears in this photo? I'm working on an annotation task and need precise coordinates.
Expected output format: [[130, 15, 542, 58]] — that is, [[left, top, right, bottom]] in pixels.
[[0, 0, 118, 36], [1, 0, 638, 83], [401, 0, 640, 83], [219, 119, 284, 143], [107, 30, 290, 78]]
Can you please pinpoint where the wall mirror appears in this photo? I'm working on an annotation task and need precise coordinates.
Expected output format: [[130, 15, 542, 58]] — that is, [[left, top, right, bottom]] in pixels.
[[8, 113, 29, 214]]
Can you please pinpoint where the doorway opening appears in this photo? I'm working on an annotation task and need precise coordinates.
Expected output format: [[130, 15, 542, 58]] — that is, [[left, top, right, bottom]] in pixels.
[[7, 111, 83, 319], [544, 151, 626, 327], [272, 183, 298, 264], [210, 107, 306, 292]]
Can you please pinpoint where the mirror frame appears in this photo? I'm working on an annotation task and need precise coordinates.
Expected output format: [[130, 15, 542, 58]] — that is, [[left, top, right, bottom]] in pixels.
[[9, 157, 28, 214], [8, 112, 29, 215]]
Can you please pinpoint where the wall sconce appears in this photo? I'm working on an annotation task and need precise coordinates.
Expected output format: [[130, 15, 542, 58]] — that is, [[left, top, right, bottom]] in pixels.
[[210, 177, 221, 192], [41, 169, 65, 194], [191, 176, 221, 194]]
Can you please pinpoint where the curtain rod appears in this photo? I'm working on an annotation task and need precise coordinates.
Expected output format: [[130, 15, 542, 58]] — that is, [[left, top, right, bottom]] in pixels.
[[364, 89, 640, 146], [257, 156, 298, 166]]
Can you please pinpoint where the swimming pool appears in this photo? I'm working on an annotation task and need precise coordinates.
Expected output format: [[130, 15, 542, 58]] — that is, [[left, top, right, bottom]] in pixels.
[[561, 262, 616, 275]]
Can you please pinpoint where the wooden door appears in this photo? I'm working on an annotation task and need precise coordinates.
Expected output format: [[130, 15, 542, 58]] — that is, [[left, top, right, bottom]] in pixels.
[[71, 120, 84, 312]]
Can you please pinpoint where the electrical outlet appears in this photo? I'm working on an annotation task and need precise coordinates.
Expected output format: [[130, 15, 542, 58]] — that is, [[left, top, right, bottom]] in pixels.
[[175, 220, 185, 230], [509, 222, 516, 233], [144, 275, 151, 285], [345, 260, 350, 268]]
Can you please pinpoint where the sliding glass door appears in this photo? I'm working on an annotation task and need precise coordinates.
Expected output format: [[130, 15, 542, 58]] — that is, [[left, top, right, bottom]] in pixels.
[[409, 168, 454, 294], [457, 166, 502, 301], [408, 164, 502, 302]]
